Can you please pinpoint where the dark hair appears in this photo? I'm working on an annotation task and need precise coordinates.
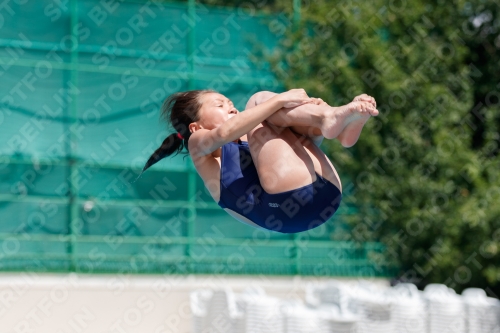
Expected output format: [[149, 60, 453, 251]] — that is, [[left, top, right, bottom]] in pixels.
[[137, 89, 215, 179]]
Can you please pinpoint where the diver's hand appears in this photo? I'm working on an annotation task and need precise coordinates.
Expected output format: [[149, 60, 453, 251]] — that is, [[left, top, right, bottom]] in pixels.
[[279, 88, 314, 108], [308, 97, 328, 106]]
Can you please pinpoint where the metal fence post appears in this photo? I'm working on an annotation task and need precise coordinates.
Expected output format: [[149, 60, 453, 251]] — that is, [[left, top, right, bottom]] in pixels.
[[67, 0, 79, 272], [186, 0, 197, 272], [293, 0, 301, 26]]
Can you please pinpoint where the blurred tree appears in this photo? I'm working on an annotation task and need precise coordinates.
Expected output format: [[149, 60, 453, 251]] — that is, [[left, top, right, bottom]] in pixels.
[[200, 0, 500, 295]]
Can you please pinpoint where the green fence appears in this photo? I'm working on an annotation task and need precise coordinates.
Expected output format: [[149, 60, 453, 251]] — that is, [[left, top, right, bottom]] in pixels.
[[0, 0, 395, 277]]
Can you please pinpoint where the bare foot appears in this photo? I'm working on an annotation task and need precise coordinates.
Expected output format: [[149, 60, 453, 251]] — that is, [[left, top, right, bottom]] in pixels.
[[337, 112, 372, 147], [336, 94, 378, 147], [320, 101, 378, 141]]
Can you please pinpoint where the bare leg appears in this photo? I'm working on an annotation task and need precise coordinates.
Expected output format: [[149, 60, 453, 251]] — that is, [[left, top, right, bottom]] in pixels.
[[288, 125, 324, 146], [245, 91, 324, 140], [246, 92, 327, 147], [246, 121, 341, 194], [245, 91, 377, 147], [247, 122, 316, 194]]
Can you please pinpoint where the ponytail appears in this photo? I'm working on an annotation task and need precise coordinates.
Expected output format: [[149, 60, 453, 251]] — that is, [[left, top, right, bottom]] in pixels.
[[136, 133, 186, 181], [135, 89, 214, 182]]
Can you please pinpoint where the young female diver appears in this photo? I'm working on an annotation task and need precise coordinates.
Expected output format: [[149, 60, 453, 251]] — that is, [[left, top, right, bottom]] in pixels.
[[140, 89, 378, 233]]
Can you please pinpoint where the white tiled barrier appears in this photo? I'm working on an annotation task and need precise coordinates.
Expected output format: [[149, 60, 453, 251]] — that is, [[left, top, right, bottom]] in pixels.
[[192, 281, 500, 333]]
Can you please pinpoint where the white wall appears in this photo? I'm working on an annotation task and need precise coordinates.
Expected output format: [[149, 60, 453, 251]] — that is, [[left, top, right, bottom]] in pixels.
[[0, 273, 389, 333]]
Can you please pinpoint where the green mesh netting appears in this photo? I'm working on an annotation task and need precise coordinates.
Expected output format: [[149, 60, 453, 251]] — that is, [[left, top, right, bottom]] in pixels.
[[0, 0, 395, 276]]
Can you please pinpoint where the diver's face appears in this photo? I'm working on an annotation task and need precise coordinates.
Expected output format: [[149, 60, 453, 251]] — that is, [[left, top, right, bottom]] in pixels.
[[197, 93, 238, 129]]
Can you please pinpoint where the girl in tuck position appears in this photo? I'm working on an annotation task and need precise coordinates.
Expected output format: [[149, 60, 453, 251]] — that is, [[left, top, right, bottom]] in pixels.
[[140, 89, 378, 233]]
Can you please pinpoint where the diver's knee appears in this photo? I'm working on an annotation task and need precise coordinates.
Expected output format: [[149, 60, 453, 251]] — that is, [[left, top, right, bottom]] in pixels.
[[245, 91, 277, 110]]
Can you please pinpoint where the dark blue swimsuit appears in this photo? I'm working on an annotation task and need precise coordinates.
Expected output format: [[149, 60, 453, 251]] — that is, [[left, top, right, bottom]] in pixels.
[[217, 140, 342, 233]]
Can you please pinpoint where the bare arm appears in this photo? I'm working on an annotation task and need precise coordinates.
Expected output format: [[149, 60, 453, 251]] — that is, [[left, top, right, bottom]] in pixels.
[[189, 89, 312, 158], [249, 91, 278, 107], [247, 91, 326, 147]]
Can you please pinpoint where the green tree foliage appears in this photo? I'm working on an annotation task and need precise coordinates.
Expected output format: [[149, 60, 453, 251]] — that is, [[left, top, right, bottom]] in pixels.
[[200, 0, 500, 294], [266, 0, 500, 294]]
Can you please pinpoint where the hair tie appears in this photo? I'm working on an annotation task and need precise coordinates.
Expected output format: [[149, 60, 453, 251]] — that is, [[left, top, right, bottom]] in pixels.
[[176, 132, 184, 140]]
